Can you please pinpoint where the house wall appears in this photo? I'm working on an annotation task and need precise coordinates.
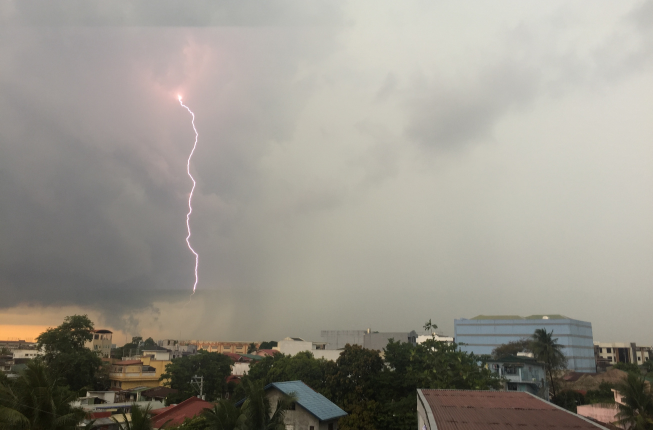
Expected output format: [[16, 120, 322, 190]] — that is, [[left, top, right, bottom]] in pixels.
[[576, 404, 621, 428], [12, 349, 41, 359], [233, 362, 250, 376], [454, 317, 596, 373], [267, 388, 320, 430]]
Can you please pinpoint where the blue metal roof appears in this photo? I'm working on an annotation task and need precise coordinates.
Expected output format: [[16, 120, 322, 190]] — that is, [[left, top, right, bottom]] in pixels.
[[265, 381, 347, 422]]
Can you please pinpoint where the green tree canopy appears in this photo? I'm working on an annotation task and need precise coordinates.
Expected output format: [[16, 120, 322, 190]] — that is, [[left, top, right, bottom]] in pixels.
[[35, 315, 102, 393], [258, 341, 277, 350], [491, 339, 533, 359], [160, 350, 233, 402], [0, 361, 86, 430], [615, 372, 653, 430]]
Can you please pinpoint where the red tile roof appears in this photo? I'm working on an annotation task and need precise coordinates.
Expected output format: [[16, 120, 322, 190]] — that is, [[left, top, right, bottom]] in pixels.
[[419, 390, 605, 429], [151, 396, 213, 428]]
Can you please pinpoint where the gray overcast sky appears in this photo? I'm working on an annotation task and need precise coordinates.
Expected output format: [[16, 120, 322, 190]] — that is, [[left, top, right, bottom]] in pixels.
[[1, 1, 652, 344]]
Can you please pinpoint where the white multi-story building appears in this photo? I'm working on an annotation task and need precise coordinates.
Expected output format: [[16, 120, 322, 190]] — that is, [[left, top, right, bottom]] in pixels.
[[275, 337, 341, 361], [594, 342, 651, 365], [12, 349, 42, 359]]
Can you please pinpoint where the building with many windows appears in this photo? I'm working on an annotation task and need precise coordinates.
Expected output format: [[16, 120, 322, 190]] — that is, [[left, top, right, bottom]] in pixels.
[[85, 329, 113, 358], [594, 342, 652, 366], [454, 315, 596, 373]]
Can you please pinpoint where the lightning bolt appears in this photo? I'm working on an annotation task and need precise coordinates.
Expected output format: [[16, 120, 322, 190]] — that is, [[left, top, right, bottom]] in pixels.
[[178, 95, 199, 296]]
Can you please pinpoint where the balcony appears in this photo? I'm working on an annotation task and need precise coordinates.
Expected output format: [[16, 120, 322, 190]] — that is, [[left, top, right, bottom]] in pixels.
[[109, 371, 158, 380]]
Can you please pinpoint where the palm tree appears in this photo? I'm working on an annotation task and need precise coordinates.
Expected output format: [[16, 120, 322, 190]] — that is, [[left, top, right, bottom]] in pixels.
[[0, 361, 86, 430], [203, 399, 245, 430], [531, 328, 567, 399], [112, 404, 156, 430], [614, 372, 653, 430], [239, 380, 297, 430]]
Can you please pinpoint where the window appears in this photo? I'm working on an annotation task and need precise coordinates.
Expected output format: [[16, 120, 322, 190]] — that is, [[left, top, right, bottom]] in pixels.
[[607, 348, 612, 353], [638, 357, 641, 361], [328, 424, 334, 430], [289, 403, 296, 410], [599, 348, 603, 353], [310, 427, 314, 430], [609, 356, 613, 362]]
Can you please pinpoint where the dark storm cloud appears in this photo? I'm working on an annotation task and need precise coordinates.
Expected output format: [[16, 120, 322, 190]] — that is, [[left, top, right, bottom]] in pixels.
[[0, 1, 344, 330], [405, 63, 539, 150]]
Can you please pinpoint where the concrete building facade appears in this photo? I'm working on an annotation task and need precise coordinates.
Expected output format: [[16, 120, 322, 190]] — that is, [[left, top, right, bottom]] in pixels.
[[363, 331, 418, 351], [454, 315, 596, 373], [275, 337, 341, 361], [321, 330, 367, 350], [85, 329, 113, 358], [594, 342, 652, 366]]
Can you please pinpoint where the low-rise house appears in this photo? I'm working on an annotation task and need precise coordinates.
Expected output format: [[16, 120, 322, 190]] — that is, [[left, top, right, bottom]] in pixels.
[[12, 348, 42, 359], [237, 381, 347, 430], [275, 338, 342, 361], [417, 389, 609, 429], [109, 360, 160, 390], [487, 355, 549, 398]]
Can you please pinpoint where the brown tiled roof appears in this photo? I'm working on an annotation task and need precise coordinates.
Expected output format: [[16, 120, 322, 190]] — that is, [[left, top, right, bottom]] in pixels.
[[141, 386, 178, 399], [420, 390, 605, 429]]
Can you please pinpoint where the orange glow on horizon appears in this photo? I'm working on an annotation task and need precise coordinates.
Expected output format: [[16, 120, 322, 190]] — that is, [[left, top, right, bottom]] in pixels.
[[0, 325, 51, 343]]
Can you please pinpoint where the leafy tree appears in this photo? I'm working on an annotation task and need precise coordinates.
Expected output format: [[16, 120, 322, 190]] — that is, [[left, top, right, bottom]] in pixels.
[[239, 351, 333, 400], [643, 360, 653, 374], [203, 399, 245, 430], [585, 381, 616, 404], [0, 347, 11, 356], [247, 343, 257, 354], [35, 315, 102, 393], [491, 339, 532, 359], [552, 390, 585, 413], [531, 329, 567, 398], [160, 350, 233, 402], [112, 404, 156, 430], [0, 361, 86, 430], [258, 341, 277, 350], [143, 337, 157, 349], [614, 362, 642, 374], [615, 372, 653, 430], [239, 380, 297, 430]]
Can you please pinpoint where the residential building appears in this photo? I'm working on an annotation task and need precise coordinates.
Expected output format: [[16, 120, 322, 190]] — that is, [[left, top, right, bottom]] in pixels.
[[275, 337, 341, 361], [109, 360, 161, 390], [237, 381, 347, 430], [487, 355, 549, 398], [454, 315, 596, 373], [183, 340, 257, 354], [417, 389, 608, 430], [0, 340, 35, 351], [12, 348, 41, 359], [151, 396, 213, 429], [594, 341, 652, 365], [157, 339, 197, 358], [85, 329, 113, 358]]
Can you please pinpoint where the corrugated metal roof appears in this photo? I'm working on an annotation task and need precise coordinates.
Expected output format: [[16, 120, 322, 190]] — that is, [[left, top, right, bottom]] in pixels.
[[151, 396, 213, 428], [419, 390, 606, 429], [267, 381, 347, 422], [470, 314, 570, 320]]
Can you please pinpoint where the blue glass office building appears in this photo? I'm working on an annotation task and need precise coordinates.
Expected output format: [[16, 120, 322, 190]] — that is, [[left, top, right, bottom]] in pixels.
[[454, 315, 596, 373]]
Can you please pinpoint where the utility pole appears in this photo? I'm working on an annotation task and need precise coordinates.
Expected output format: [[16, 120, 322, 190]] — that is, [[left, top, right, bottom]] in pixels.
[[191, 375, 204, 400]]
